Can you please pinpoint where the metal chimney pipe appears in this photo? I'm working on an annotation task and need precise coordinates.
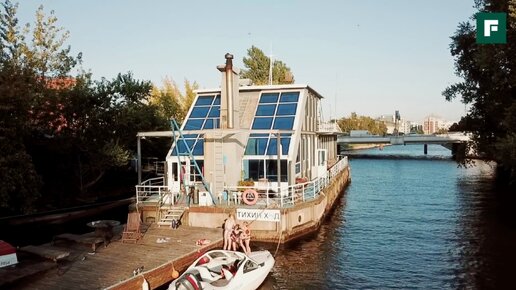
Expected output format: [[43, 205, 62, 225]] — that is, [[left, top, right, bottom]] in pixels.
[[224, 53, 234, 129]]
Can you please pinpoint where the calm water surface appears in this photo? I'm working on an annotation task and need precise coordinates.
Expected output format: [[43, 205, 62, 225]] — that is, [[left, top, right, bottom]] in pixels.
[[259, 145, 516, 289]]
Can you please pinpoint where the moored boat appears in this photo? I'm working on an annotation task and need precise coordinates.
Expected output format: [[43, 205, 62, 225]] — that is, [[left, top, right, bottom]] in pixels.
[[168, 249, 274, 290]]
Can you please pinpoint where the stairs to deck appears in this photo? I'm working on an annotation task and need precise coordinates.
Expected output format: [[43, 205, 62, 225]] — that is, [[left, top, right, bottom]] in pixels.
[[157, 206, 186, 227]]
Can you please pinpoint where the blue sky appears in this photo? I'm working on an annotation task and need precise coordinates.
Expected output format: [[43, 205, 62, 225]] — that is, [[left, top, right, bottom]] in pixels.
[[16, 0, 477, 123]]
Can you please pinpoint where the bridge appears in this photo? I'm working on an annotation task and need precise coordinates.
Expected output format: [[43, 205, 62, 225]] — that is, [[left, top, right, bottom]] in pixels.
[[337, 132, 471, 157], [337, 132, 470, 145]]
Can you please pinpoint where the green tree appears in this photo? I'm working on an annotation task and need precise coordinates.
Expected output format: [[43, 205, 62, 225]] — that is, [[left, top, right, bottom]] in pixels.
[[241, 45, 294, 85], [72, 72, 167, 193], [150, 78, 199, 125], [22, 5, 81, 77], [0, 0, 24, 64], [337, 113, 387, 136], [0, 1, 43, 214], [183, 79, 198, 116], [443, 0, 516, 182]]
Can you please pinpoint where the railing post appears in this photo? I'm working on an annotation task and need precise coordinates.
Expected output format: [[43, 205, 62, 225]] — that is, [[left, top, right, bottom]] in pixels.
[[266, 184, 269, 207]]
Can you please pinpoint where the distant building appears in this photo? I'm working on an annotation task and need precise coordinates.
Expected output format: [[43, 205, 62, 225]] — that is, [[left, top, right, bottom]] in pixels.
[[423, 115, 452, 134], [410, 122, 423, 134], [376, 114, 411, 135], [377, 114, 395, 134]]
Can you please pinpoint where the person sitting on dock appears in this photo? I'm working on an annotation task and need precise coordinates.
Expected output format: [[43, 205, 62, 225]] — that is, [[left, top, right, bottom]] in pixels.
[[239, 222, 251, 255], [223, 213, 235, 250]]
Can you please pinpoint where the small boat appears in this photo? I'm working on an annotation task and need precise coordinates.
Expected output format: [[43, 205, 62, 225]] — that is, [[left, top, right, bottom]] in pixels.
[[168, 249, 275, 290]]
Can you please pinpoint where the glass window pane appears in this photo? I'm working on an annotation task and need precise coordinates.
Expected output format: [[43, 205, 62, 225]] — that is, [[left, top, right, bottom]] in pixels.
[[276, 104, 297, 115], [193, 139, 204, 155], [273, 117, 294, 129], [186, 139, 195, 149], [281, 160, 287, 182], [190, 107, 210, 118], [195, 95, 214, 106], [259, 93, 279, 103], [213, 95, 221, 105], [183, 134, 198, 139], [177, 142, 187, 154], [256, 105, 277, 116], [252, 117, 273, 129], [280, 92, 299, 103], [184, 119, 204, 130], [250, 133, 269, 137], [281, 137, 291, 155], [245, 139, 256, 155], [248, 160, 265, 180], [245, 138, 268, 155], [176, 139, 195, 154], [208, 106, 220, 117], [267, 138, 277, 155], [203, 119, 213, 129], [265, 160, 287, 182]]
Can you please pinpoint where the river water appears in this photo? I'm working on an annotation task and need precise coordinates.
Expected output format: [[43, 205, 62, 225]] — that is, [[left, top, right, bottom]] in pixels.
[[259, 144, 516, 289]]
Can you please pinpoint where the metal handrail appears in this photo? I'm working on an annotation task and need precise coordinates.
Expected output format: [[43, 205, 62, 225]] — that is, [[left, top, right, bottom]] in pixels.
[[224, 156, 348, 208], [135, 156, 349, 208]]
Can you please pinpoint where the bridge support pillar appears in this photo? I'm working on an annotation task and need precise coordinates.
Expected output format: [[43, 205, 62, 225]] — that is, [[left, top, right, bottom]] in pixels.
[[424, 144, 428, 155]]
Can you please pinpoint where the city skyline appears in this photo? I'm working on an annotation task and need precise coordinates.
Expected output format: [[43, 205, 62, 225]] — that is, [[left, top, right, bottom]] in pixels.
[[16, 0, 476, 123]]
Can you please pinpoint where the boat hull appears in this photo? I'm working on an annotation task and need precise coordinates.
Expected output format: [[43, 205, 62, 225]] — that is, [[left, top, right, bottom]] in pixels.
[[169, 250, 274, 290]]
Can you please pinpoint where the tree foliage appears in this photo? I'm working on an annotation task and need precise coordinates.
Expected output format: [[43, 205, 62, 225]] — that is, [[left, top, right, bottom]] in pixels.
[[337, 113, 387, 135], [241, 46, 294, 85], [0, 2, 171, 215], [150, 77, 198, 124], [443, 0, 516, 182]]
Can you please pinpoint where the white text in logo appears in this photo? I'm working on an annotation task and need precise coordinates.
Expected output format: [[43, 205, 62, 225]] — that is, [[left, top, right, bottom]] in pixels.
[[484, 19, 499, 37]]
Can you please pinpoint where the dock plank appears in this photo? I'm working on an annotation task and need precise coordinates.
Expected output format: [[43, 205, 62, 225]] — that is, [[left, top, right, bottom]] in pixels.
[[9, 224, 223, 290], [20, 245, 70, 261]]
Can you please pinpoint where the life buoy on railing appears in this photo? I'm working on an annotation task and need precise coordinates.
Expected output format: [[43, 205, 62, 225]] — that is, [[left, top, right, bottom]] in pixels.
[[242, 189, 258, 205]]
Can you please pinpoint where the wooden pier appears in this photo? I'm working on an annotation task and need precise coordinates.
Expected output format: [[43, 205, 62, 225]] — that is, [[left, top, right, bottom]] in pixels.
[[1, 224, 223, 290]]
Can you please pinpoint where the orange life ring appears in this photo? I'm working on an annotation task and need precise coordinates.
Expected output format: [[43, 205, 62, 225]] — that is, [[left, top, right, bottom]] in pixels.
[[242, 189, 258, 205]]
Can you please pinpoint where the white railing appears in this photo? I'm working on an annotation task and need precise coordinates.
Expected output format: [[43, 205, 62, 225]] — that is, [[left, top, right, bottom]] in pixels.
[[136, 156, 349, 208], [135, 177, 180, 205], [224, 156, 348, 208]]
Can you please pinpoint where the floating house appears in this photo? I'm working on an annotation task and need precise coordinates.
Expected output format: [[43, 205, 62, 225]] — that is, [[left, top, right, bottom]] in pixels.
[[136, 54, 350, 243]]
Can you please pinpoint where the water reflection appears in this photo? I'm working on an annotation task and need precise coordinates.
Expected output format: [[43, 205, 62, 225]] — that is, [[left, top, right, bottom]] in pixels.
[[258, 145, 516, 289]]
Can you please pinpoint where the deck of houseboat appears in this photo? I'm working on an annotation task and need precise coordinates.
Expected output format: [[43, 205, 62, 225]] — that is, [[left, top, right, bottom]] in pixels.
[[1, 223, 222, 290]]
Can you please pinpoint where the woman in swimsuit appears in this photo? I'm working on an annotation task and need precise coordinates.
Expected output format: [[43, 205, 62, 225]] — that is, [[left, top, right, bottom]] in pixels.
[[239, 222, 251, 255], [223, 213, 235, 250]]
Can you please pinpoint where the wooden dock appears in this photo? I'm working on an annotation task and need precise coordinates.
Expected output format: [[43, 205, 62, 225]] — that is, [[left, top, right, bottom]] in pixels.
[[1, 224, 223, 290]]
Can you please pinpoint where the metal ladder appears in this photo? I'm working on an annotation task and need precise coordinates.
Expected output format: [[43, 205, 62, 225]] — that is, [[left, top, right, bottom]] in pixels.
[[170, 118, 215, 205]]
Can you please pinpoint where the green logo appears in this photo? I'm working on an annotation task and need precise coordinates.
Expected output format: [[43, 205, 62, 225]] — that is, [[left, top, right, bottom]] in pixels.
[[476, 13, 507, 44]]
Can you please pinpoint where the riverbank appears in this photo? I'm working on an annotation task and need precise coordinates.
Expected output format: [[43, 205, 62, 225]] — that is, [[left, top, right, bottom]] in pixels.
[[341, 144, 386, 150]]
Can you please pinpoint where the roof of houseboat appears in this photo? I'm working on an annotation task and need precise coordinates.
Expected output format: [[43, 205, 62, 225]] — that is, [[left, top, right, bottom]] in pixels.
[[196, 84, 324, 99]]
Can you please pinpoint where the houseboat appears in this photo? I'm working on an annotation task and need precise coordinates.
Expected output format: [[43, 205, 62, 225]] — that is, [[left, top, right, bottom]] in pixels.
[[135, 54, 350, 243]]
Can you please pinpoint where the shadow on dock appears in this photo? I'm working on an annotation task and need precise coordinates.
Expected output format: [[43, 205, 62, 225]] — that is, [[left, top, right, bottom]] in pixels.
[[1, 223, 223, 290]]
